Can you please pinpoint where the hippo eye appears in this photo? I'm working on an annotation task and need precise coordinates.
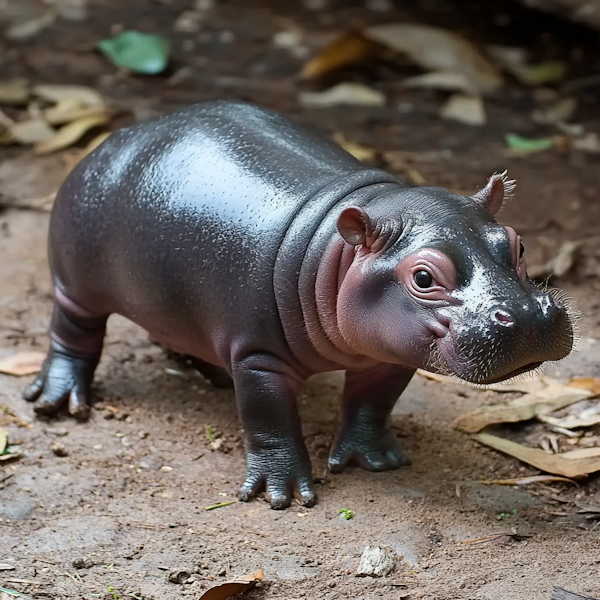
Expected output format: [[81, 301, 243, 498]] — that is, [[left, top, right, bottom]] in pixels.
[[414, 270, 433, 288], [519, 241, 525, 258]]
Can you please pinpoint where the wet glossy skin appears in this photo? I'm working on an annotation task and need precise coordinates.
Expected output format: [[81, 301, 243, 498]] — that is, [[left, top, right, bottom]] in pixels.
[[23, 101, 574, 509]]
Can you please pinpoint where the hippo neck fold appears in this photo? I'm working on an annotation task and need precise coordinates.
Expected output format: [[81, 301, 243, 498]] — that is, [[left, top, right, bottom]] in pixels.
[[273, 169, 406, 374]]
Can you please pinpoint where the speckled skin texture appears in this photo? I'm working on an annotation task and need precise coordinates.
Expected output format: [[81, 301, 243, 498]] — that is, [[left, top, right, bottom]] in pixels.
[[24, 101, 574, 509]]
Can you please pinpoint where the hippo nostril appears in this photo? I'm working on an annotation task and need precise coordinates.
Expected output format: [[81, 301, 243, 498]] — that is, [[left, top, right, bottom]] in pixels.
[[493, 309, 515, 327]]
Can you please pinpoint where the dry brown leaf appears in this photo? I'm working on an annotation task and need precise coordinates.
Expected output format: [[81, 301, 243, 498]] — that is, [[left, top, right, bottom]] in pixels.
[[0, 351, 46, 376], [33, 84, 106, 109], [332, 133, 376, 162], [567, 377, 600, 396], [473, 432, 600, 478], [298, 83, 385, 108], [440, 93, 486, 126], [34, 111, 110, 155], [199, 570, 264, 600], [44, 98, 107, 125], [403, 71, 473, 92], [364, 23, 502, 94], [453, 383, 592, 433], [301, 30, 379, 80], [0, 428, 7, 454], [539, 402, 600, 430], [527, 239, 585, 280], [481, 475, 577, 486], [9, 118, 55, 144], [0, 78, 30, 105], [416, 369, 549, 394]]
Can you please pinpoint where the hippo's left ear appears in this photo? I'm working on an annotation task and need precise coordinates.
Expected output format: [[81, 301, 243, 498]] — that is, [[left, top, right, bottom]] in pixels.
[[337, 207, 374, 246], [471, 171, 516, 216]]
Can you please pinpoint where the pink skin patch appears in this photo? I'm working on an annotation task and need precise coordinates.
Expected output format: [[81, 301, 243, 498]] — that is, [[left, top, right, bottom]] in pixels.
[[396, 249, 459, 303]]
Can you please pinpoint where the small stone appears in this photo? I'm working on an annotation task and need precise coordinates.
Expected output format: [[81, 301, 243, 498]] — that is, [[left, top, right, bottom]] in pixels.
[[218, 567, 226, 576], [51, 441, 68, 457], [356, 546, 395, 577], [72, 557, 94, 569], [168, 569, 191, 584]]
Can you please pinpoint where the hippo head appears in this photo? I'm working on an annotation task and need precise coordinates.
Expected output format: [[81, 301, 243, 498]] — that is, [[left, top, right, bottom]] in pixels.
[[335, 173, 576, 384]]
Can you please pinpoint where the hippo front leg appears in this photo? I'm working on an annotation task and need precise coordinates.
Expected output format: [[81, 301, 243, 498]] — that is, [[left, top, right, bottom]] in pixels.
[[328, 364, 414, 473], [232, 353, 315, 510]]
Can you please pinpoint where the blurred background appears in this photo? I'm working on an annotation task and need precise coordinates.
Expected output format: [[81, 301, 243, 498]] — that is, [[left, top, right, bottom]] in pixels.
[[2, 0, 600, 320]]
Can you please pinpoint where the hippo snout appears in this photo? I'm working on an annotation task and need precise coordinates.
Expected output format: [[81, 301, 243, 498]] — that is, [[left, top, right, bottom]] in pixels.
[[440, 289, 574, 385]]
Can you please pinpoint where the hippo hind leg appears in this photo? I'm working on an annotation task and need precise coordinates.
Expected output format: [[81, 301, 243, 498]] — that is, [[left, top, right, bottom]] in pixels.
[[188, 356, 234, 389], [328, 364, 414, 473], [23, 287, 107, 420]]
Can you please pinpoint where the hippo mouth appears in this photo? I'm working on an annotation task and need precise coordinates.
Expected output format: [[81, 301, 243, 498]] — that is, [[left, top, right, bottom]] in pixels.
[[478, 361, 543, 385]]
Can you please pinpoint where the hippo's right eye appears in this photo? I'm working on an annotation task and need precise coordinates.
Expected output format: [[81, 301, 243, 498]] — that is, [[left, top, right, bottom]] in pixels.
[[414, 270, 433, 288]]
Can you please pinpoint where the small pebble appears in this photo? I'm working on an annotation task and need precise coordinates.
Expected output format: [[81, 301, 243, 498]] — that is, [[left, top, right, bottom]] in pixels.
[[50, 441, 68, 457]]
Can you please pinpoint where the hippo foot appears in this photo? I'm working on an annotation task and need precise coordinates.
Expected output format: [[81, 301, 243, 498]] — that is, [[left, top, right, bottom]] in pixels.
[[22, 341, 98, 421], [237, 448, 316, 510], [328, 428, 411, 474]]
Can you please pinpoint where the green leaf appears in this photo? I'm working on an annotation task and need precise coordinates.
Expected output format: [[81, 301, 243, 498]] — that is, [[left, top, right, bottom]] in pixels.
[[522, 61, 565, 86], [339, 508, 354, 520], [0, 586, 33, 599], [97, 31, 169, 75], [505, 133, 554, 153]]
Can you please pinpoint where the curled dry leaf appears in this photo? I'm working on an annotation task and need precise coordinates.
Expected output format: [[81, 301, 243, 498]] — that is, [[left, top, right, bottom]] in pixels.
[[403, 71, 473, 93], [453, 382, 592, 433], [34, 111, 111, 155], [0, 428, 7, 454], [538, 400, 600, 430], [0, 351, 46, 377], [9, 118, 55, 144], [332, 133, 376, 162], [527, 239, 585, 280], [481, 475, 578, 486], [474, 432, 600, 478], [0, 79, 30, 105], [364, 23, 502, 94], [298, 82, 385, 108], [567, 377, 600, 396], [199, 569, 264, 600], [301, 30, 379, 80], [33, 84, 106, 109], [440, 94, 486, 126], [44, 98, 109, 126]]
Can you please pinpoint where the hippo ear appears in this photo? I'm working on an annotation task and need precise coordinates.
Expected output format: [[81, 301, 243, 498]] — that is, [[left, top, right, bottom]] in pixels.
[[337, 207, 373, 247], [471, 171, 516, 216]]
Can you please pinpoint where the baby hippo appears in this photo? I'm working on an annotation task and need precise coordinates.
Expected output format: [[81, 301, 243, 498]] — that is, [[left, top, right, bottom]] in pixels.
[[24, 101, 574, 508]]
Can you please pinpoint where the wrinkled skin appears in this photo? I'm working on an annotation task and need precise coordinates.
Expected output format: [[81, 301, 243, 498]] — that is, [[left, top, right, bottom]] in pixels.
[[24, 101, 574, 509]]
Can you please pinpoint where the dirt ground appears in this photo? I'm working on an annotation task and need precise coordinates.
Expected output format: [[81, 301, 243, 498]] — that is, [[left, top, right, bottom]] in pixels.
[[1, 1, 600, 599]]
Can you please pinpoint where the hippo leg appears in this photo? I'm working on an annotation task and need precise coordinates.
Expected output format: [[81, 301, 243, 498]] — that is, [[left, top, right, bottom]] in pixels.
[[189, 357, 234, 389], [233, 353, 314, 510], [23, 288, 106, 420], [328, 364, 414, 473]]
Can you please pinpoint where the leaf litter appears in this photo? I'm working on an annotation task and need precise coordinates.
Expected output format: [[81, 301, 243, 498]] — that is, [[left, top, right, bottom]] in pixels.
[[425, 372, 600, 477], [0, 351, 46, 376], [198, 569, 264, 600]]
